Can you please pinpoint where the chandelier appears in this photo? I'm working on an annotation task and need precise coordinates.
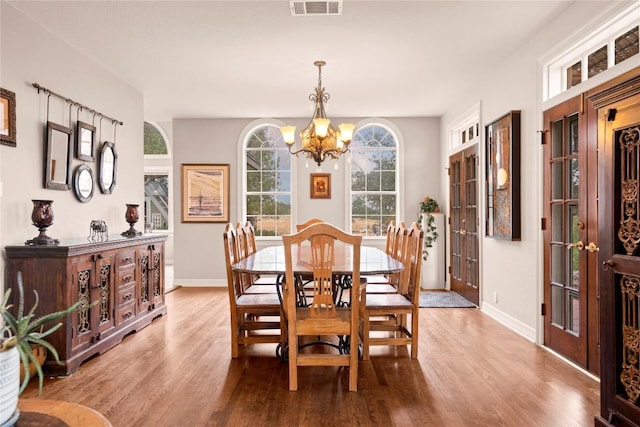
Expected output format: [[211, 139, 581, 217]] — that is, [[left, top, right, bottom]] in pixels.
[[280, 61, 354, 167]]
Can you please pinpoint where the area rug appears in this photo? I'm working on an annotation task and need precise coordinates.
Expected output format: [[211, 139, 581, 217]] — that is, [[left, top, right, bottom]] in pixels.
[[419, 291, 476, 308]]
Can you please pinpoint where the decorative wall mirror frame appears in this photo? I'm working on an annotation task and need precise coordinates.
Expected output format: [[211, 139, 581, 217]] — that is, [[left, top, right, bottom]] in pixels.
[[45, 121, 72, 190], [76, 121, 95, 161], [73, 164, 94, 203], [98, 141, 117, 194]]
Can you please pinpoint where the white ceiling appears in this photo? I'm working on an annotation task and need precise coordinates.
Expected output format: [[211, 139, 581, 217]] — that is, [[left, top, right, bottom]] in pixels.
[[9, 0, 576, 122]]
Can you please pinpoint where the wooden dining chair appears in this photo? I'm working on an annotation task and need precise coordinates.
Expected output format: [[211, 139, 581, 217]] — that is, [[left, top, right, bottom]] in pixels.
[[236, 221, 278, 291], [282, 223, 365, 392], [295, 218, 324, 232], [365, 221, 406, 293], [223, 223, 284, 358], [360, 221, 423, 360]]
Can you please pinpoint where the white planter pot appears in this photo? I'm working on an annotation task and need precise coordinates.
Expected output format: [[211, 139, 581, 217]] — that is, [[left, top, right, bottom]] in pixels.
[[420, 213, 446, 290], [0, 346, 19, 425]]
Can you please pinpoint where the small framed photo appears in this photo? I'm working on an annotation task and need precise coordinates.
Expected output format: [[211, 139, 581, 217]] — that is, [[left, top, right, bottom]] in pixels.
[[182, 163, 230, 223], [310, 173, 331, 199], [76, 121, 95, 161], [0, 88, 17, 147]]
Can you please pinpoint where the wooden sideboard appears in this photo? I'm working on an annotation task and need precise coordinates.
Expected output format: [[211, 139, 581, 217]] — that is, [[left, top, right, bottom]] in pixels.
[[5, 235, 167, 375]]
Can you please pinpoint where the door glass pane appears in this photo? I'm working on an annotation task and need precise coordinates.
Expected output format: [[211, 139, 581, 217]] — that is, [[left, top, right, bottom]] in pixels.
[[614, 26, 639, 65], [551, 285, 564, 326], [551, 244, 565, 285], [566, 61, 581, 90], [144, 175, 169, 231], [588, 45, 608, 78], [568, 114, 579, 154], [551, 203, 563, 242], [568, 291, 579, 334], [567, 204, 580, 290], [552, 119, 564, 158], [568, 158, 579, 199], [552, 161, 564, 200]]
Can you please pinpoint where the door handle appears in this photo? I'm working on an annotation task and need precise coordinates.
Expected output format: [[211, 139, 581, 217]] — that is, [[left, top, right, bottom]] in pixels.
[[460, 229, 466, 235], [567, 241, 584, 251], [602, 259, 614, 271], [586, 242, 599, 253]]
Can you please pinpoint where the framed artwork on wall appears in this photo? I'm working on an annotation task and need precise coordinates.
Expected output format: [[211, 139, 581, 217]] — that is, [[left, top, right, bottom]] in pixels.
[[310, 173, 331, 199], [181, 163, 230, 223], [0, 87, 16, 147], [485, 110, 521, 240]]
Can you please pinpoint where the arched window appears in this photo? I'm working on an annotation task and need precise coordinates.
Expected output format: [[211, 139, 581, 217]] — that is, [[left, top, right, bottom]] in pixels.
[[349, 123, 399, 237], [144, 121, 171, 232], [243, 123, 292, 237]]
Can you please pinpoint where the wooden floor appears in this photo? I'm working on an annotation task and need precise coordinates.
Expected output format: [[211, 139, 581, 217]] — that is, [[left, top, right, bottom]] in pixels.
[[21, 288, 600, 426]]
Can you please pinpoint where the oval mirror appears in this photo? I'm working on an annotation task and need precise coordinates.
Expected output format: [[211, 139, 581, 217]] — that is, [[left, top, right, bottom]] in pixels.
[[73, 164, 94, 203], [98, 141, 117, 194]]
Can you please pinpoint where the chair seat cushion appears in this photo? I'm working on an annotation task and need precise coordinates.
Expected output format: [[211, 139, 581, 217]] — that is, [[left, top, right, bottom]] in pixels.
[[366, 284, 397, 294], [365, 293, 413, 309], [237, 293, 281, 307]]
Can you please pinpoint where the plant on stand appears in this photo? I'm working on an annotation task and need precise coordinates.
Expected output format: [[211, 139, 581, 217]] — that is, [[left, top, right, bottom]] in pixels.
[[0, 271, 80, 424], [419, 196, 439, 260]]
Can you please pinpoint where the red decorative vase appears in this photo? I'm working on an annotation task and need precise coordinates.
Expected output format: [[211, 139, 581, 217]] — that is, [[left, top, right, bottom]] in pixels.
[[121, 204, 142, 237], [25, 199, 59, 245]]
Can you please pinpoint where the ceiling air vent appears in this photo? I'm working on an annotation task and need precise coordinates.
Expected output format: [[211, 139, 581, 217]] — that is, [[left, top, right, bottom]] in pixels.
[[289, 1, 343, 16]]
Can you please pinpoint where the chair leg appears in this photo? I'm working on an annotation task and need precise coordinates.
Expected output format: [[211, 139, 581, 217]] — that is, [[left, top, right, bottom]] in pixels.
[[230, 312, 239, 358], [288, 324, 298, 391], [411, 311, 419, 359], [361, 311, 370, 361], [349, 328, 358, 392]]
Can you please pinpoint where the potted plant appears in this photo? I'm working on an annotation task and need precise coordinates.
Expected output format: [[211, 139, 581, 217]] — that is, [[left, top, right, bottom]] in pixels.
[[0, 271, 80, 424], [419, 196, 440, 260]]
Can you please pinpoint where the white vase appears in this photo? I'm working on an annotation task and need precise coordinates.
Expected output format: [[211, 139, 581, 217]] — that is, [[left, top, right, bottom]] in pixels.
[[420, 212, 446, 290], [0, 346, 19, 425]]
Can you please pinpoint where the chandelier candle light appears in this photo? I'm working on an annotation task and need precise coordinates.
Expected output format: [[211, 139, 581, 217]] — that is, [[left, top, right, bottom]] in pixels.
[[280, 61, 355, 168]]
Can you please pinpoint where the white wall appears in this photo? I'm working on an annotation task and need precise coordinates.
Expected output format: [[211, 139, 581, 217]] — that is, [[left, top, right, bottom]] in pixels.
[[0, 4, 144, 293], [440, 1, 635, 341], [172, 116, 440, 286]]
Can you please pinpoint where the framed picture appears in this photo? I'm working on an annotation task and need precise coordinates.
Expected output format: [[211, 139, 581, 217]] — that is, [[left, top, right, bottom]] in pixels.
[[310, 173, 331, 199], [182, 163, 230, 223], [485, 110, 521, 240], [0, 88, 16, 147], [76, 121, 95, 161]]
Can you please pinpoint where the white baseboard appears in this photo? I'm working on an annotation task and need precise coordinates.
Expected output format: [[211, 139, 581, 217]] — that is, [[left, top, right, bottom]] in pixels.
[[173, 278, 226, 287], [481, 301, 536, 342]]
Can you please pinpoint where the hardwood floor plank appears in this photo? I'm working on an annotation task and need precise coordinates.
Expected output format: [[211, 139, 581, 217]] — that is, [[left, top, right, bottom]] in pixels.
[[19, 288, 599, 426]]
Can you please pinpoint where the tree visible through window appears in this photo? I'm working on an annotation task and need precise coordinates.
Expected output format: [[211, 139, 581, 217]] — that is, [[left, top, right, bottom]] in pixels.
[[245, 125, 292, 236], [144, 122, 168, 155], [349, 124, 398, 237]]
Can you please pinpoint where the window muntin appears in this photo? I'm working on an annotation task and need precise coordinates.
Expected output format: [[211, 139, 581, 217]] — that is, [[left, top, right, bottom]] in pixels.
[[349, 124, 397, 237], [245, 125, 292, 236]]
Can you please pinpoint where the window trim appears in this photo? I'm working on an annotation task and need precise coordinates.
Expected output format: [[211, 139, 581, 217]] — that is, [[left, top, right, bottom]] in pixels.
[[541, 2, 639, 102], [238, 118, 296, 241], [346, 118, 404, 239]]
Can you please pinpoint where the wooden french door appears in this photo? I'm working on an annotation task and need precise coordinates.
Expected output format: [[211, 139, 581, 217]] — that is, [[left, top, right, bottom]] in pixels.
[[593, 73, 640, 426], [449, 145, 479, 305], [542, 95, 599, 373]]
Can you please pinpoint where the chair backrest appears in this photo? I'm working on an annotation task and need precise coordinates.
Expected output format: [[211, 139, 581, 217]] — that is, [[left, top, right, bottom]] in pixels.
[[393, 221, 407, 261], [403, 222, 424, 301], [384, 220, 396, 256], [237, 221, 257, 257], [223, 223, 242, 302], [295, 218, 324, 232], [283, 223, 362, 319]]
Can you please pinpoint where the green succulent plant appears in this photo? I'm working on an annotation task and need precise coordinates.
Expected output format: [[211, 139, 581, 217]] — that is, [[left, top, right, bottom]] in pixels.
[[1, 271, 80, 394]]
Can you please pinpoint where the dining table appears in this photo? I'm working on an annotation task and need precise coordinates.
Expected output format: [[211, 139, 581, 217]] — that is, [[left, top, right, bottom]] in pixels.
[[231, 244, 403, 278], [232, 244, 403, 359]]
